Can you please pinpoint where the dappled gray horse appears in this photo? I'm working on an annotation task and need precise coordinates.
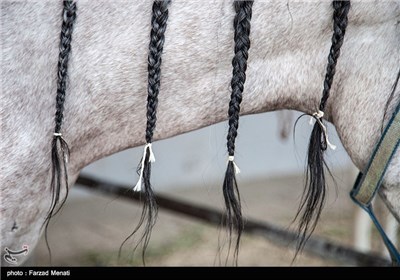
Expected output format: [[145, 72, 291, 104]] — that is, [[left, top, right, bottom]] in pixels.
[[1, 0, 399, 265]]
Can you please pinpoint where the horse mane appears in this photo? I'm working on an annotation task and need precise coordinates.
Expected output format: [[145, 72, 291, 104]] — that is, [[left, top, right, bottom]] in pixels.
[[119, 0, 171, 265], [294, 1, 350, 255], [221, 0, 253, 265], [42, 0, 399, 266], [43, 0, 77, 260]]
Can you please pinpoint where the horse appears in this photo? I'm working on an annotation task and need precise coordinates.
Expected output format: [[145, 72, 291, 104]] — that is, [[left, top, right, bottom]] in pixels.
[[1, 0, 399, 266]]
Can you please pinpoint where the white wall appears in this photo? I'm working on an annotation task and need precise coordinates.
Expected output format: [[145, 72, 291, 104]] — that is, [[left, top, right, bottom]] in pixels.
[[81, 111, 354, 191]]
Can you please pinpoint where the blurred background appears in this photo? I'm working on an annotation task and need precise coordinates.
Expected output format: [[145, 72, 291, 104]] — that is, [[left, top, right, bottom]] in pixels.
[[32, 111, 396, 266]]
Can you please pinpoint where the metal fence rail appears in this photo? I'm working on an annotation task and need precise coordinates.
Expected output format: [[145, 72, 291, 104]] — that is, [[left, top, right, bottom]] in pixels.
[[76, 174, 391, 266]]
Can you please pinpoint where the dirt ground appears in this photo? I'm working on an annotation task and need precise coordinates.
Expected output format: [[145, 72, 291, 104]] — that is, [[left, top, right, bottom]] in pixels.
[[31, 170, 389, 266]]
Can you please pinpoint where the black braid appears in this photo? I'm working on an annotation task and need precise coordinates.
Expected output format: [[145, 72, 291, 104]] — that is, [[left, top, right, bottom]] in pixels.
[[119, 0, 170, 265], [222, 0, 253, 265], [145, 0, 170, 143], [295, 0, 350, 255], [319, 1, 350, 111], [44, 0, 77, 260], [54, 1, 76, 133]]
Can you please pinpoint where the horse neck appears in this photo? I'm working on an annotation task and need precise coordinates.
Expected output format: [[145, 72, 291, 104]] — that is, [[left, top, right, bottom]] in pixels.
[[66, 1, 328, 170], [65, 1, 398, 176], [1, 1, 399, 263]]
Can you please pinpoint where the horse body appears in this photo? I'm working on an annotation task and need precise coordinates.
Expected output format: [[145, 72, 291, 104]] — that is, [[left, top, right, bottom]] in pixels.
[[1, 1, 399, 265]]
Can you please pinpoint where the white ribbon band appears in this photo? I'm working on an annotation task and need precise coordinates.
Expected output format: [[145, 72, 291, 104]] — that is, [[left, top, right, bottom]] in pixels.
[[309, 110, 336, 150], [227, 155, 241, 174], [133, 143, 156, 192], [53, 132, 69, 163]]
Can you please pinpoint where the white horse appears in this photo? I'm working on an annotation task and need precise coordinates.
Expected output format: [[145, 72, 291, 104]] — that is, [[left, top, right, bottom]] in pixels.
[[1, 0, 399, 265]]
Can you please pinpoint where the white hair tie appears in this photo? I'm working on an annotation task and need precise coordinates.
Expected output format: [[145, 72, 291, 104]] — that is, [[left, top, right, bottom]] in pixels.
[[309, 110, 336, 150], [133, 143, 156, 192]]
